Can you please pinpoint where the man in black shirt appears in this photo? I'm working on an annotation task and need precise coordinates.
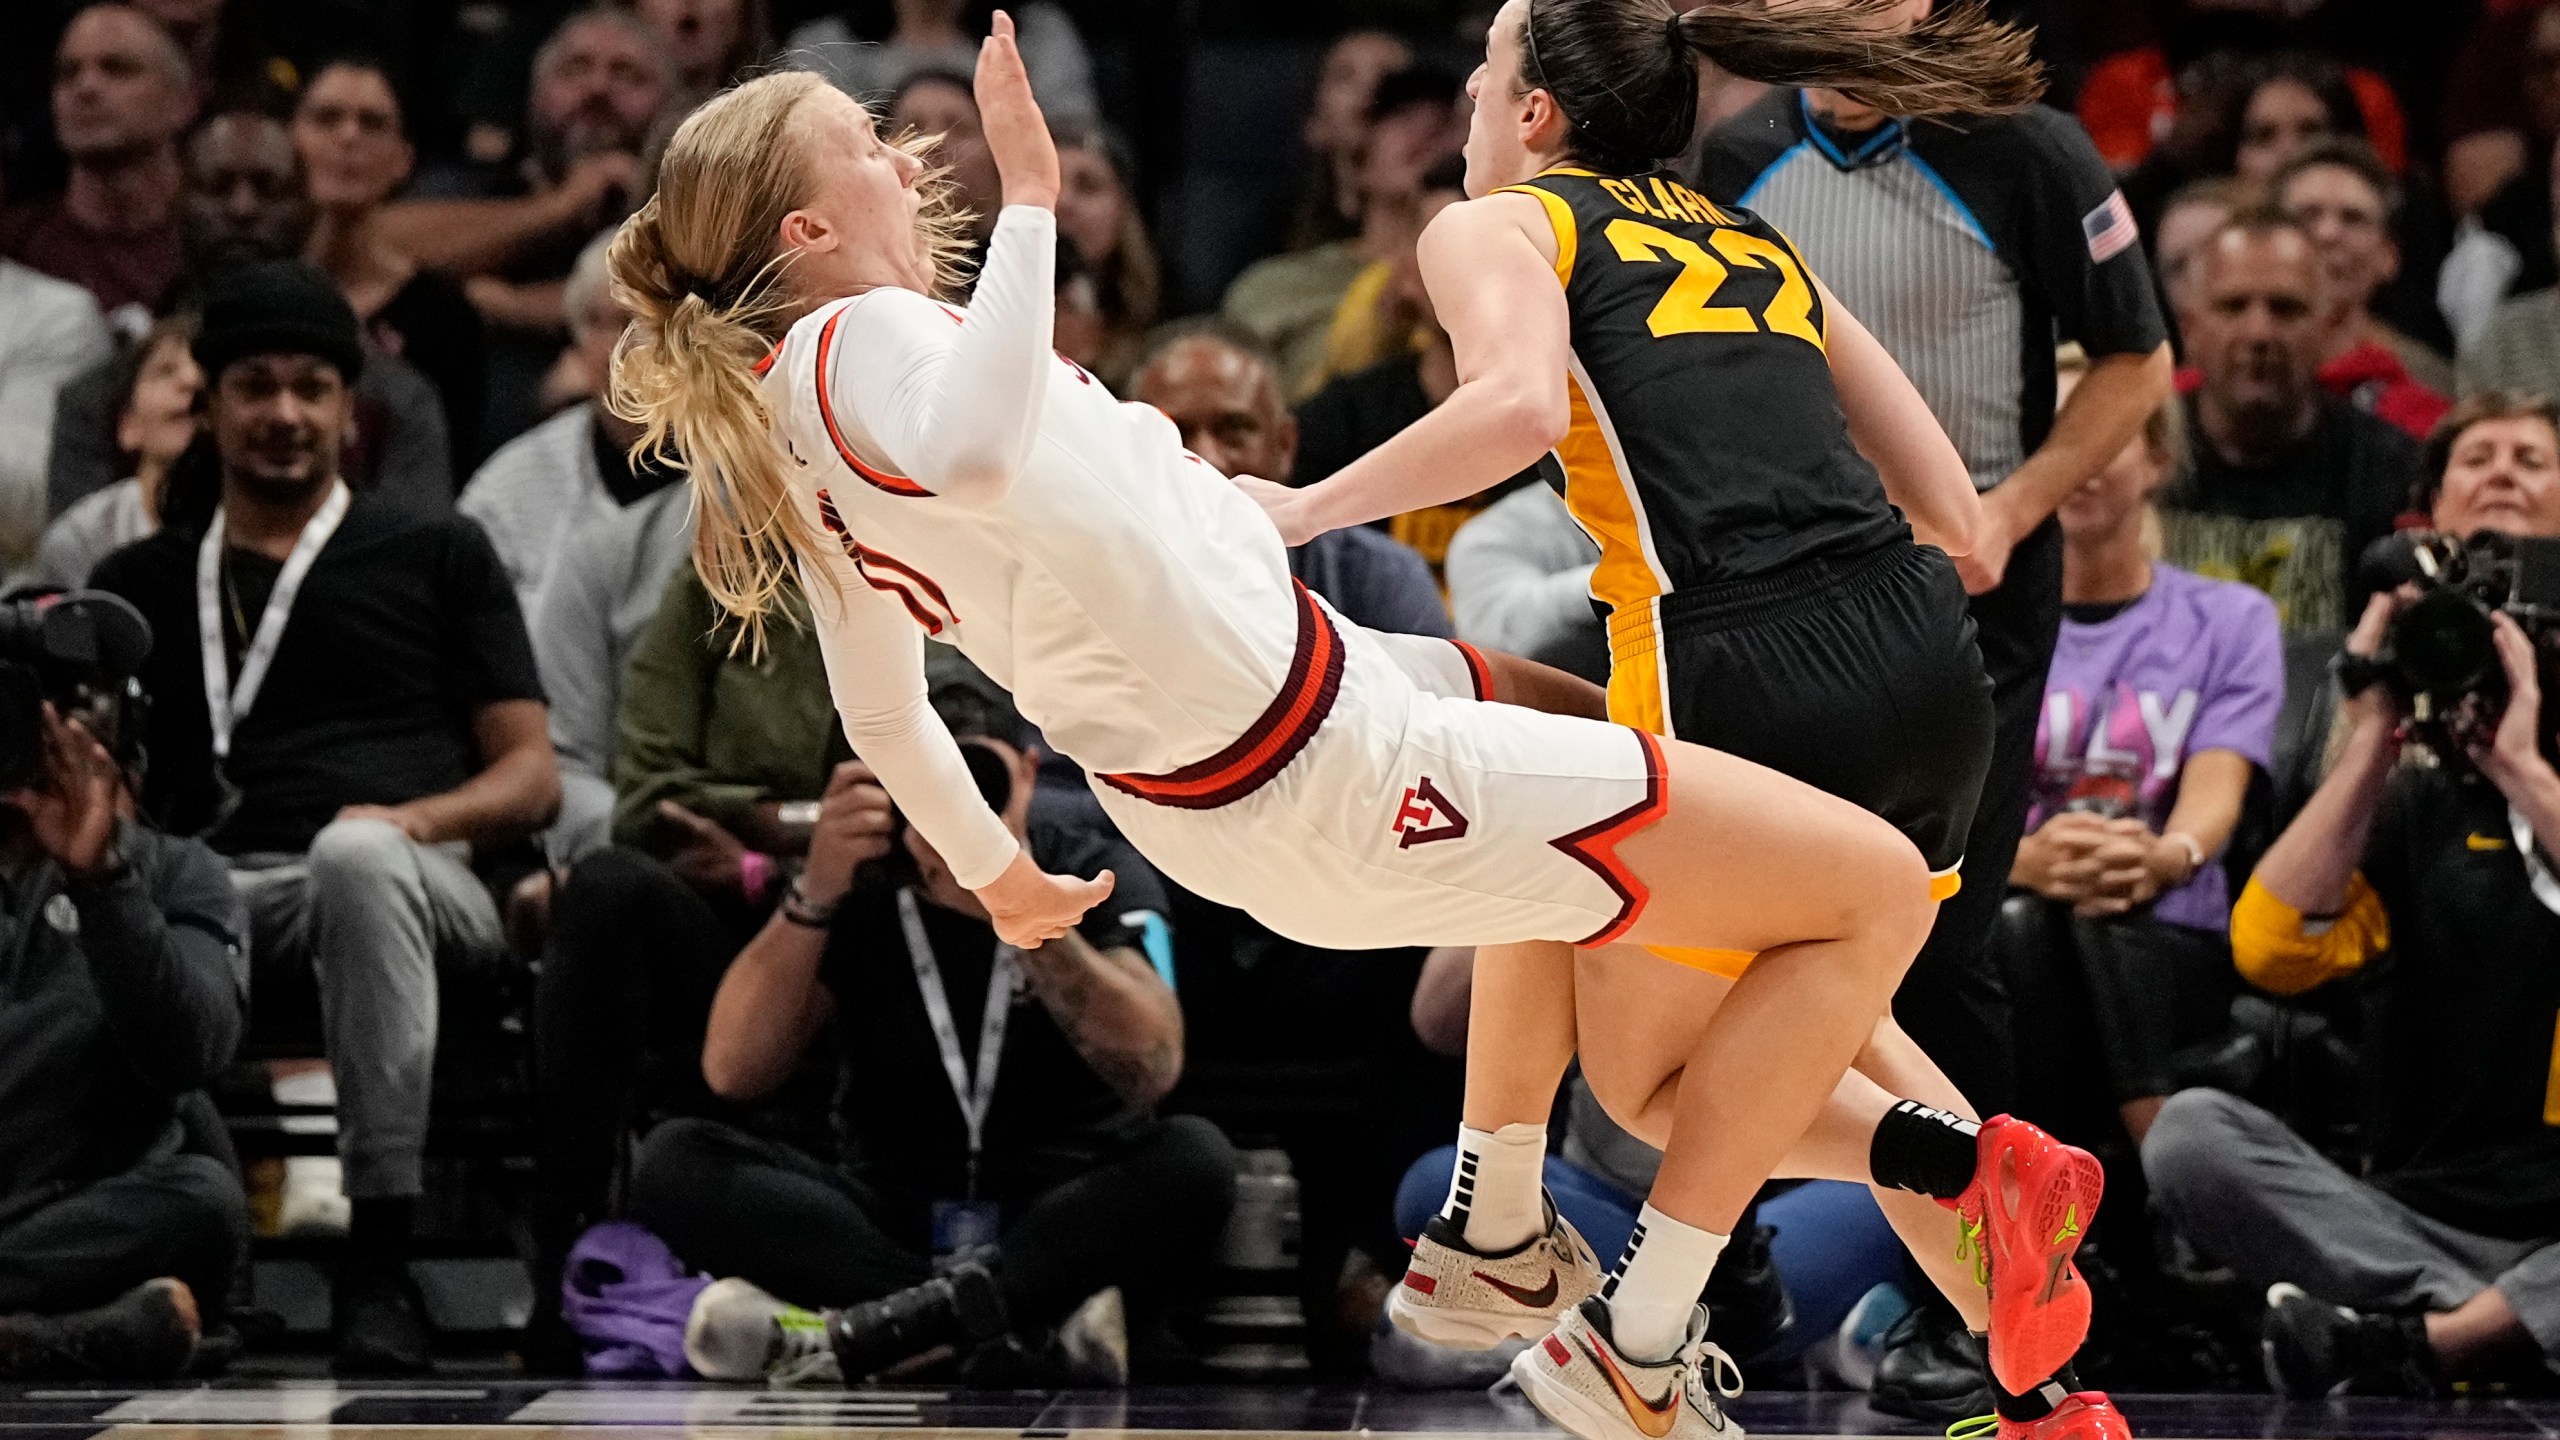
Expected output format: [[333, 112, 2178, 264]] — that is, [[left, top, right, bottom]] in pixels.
[[2163, 212, 2425, 635], [2145, 393, 2560, 1396], [634, 675, 1234, 1386], [89, 260, 559, 1376]]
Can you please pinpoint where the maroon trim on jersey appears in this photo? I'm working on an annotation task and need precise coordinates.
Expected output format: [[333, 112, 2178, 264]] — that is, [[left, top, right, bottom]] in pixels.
[[813, 308, 931, 497], [1098, 582, 1343, 810]]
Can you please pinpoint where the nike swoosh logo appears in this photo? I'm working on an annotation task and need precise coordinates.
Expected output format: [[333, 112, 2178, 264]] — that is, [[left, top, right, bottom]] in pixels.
[[1584, 1337, 1680, 1439], [1474, 1267, 1560, 1309]]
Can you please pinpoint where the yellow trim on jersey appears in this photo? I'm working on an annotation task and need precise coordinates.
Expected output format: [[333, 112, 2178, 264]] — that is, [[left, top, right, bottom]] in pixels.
[[1647, 945, 1758, 978], [1496, 183, 1580, 285], [1931, 867, 1963, 903], [1647, 861, 1963, 979], [1605, 612, 1665, 735], [1561, 374, 1661, 619]]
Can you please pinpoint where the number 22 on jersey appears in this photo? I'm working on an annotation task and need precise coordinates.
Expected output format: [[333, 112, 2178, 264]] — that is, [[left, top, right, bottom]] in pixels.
[[1604, 218, 1825, 351]]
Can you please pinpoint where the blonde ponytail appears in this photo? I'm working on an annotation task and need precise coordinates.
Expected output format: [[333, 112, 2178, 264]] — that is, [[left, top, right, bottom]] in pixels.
[[605, 69, 975, 653]]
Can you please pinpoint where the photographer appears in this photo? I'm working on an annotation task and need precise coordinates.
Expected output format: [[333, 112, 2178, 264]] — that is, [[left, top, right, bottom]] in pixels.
[[2143, 392, 2560, 1396], [631, 673, 1234, 1387], [0, 655, 250, 1380]]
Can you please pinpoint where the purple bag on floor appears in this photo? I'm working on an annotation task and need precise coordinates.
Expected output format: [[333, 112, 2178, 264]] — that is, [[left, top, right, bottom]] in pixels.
[[561, 1221, 713, 1377]]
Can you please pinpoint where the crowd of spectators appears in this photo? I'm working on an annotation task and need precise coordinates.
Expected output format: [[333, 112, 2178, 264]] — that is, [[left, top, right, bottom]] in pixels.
[[3, 0, 2560, 1410]]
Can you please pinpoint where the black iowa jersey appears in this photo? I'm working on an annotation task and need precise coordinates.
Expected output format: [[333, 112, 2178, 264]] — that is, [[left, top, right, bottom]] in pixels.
[[1497, 168, 1910, 693]]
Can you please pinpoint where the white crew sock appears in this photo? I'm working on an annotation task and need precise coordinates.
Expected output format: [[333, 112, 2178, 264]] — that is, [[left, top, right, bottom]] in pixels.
[[1601, 1204, 1730, 1362], [1440, 1123, 1547, 1253]]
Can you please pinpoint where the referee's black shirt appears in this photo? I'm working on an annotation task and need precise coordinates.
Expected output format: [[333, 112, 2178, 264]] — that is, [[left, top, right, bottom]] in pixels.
[[1687, 92, 2167, 493]]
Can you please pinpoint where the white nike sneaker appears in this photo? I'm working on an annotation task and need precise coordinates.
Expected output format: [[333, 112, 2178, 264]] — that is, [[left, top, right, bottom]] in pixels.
[[1387, 1193, 1603, 1349], [683, 1277, 839, 1386], [1510, 1300, 1746, 1440]]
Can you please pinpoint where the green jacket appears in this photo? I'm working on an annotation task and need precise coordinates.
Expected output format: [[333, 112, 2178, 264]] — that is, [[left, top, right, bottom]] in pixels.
[[610, 565, 848, 853]]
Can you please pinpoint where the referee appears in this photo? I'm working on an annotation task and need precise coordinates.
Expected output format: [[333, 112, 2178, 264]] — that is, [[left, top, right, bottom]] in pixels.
[[1688, 35, 2172, 1417]]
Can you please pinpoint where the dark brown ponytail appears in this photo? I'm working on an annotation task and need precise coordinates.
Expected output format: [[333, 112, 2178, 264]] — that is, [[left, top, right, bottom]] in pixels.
[[1521, 0, 2046, 174]]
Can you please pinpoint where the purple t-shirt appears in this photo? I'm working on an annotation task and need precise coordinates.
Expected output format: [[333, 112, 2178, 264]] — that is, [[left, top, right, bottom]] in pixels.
[[2028, 564, 2283, 931]]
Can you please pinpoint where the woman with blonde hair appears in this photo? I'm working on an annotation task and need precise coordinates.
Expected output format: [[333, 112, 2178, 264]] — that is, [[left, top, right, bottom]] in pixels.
[[608, 16, 1999, 1423]]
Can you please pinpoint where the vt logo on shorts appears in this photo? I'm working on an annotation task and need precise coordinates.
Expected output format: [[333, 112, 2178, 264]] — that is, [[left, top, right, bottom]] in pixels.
[[1394, 775, 1470, 848]]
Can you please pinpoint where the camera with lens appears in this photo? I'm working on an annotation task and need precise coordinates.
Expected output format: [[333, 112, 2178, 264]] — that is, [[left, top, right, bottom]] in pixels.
[[878, 738, 1017, 882], [0, 590, 152, 791], [2347, 530, 2560, 765]]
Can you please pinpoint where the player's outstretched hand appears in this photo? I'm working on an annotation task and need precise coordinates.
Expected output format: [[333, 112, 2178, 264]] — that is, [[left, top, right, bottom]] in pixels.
[[976, 11, 1059, 211], [977, 848, 1114, 948], [1231, 472, 1323, 547]]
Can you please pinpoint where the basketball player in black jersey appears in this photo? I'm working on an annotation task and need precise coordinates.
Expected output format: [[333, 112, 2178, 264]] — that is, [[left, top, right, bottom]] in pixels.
[[1244, 5, 2121, 1440]]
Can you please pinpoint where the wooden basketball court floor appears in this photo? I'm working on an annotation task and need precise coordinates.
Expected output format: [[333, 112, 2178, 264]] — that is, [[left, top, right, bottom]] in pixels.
[[0, 1382, 2549, 1440]]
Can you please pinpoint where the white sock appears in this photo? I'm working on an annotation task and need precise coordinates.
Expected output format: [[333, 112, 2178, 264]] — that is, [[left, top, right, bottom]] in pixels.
[[1602, 1204, 1729, 1362], [1441, 1123, 1547, 1253]]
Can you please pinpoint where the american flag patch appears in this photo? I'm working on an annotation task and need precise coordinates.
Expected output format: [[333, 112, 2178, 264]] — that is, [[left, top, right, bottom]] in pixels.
[[2082, 190, 2139, 263]]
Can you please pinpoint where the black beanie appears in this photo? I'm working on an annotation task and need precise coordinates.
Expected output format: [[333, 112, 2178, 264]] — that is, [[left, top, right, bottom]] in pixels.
[[192, 259, 366, 385]]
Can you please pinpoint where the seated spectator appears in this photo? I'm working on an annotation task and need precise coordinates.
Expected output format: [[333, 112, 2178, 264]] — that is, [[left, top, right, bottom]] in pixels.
[[49, 111, 454, 522], [1283, 29, 1412, 252], [639, 670, 1233, 1385], [0, 160, 115, 573], [90, 260, 559, 1375], [294, 58, 489, 467], [1226, 66, 1459, 398], [181, 111, 307, 276], [1294, 157, 1526, 578], [2155, 177, 2246, 339], [2460, 145, 2560, 400], [889, 69, 1000, 258], [1126, 319, 1449, 639], [2160, 211, 2424, 635], [2086, 44, 2404, 181], [2013, 390, 2279, 1144], [0, 673, 252, 1380], [524, 485, 690, 867], [2440, 1, 2560, 223], [128, 0, 381, 115], [2440, 13, 2560, 347], [523, 560, 856, 1369], [1444, 484, 1605, 683], [2, 6, 195, 328], [636, 0, 774, 114], [786, 0, 1096, 125], [384, 7, 667, 448], [2274, 139, 2454, 435], [1050, 120, 1158, 389], [22, 317, 196, 591], [2144, 391, 2560, 1397], [1295, 69, 1462, 400], [460, 228, 677, 609]]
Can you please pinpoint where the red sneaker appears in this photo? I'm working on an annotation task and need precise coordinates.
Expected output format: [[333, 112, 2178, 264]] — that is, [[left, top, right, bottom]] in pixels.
[[1956, 1114, 2104, 1395], [1949, 1392, 2131, 1440]]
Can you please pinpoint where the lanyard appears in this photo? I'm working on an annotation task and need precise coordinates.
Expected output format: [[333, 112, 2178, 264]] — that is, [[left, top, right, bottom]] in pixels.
[[2510, 804, 2560, 919], [196, 481, 350, 759], [898, 886, 1021, 1198]]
